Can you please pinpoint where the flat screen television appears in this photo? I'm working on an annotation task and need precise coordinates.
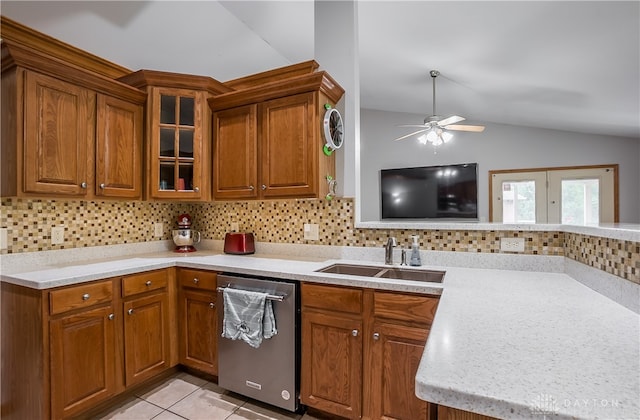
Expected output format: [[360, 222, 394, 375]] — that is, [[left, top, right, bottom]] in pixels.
[[381, 163, 478, 219]]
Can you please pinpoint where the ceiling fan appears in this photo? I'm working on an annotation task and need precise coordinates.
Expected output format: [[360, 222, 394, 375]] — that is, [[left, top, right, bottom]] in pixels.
[[394, 70, 485, 146]]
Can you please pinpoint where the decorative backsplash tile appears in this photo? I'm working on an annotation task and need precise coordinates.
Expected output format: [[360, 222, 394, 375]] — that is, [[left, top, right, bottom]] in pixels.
[[0, 198, 189, 253], [1, 197, 638, 284], [565, 233, 640, 284]]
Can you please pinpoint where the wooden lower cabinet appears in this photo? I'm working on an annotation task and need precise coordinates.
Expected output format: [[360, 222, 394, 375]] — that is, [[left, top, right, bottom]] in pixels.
[[122, 270, 172, 387], [177, 268, 219, 376], [301, 310, 363, 418], [50, 304, 117, 418], [300, 283, 439, 420], [0, 269, 178, 419]]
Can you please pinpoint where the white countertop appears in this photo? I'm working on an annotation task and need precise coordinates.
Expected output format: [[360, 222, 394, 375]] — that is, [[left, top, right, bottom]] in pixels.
[[356, 221, 640, 242], [1, 250, 638, 420]]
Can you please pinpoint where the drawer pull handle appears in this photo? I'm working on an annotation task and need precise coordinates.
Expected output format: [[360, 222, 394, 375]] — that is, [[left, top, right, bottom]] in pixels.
[[352, 329, 359, 337], [145, 281, 152, 286], [209, 303, 215, 309], [128, 308, 134, 315], [108, 313, 114, 320], [373, 332, 380, 340], [193, 278, 199, 284], [82, 293, 90, 301]]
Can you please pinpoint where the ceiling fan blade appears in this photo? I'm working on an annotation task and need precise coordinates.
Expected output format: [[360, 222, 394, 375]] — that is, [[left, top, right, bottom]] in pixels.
[[445, 124, 485, 132], [397, 124, 429, 128], [394, 128, 429, 141], [437, 115, 465, 126]]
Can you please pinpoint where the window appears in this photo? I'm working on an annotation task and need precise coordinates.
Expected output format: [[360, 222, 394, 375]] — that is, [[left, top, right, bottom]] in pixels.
[[490, 165, 617, 224]]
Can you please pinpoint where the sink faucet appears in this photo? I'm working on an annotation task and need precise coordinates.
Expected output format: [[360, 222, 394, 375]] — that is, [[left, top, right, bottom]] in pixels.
[[384, 237, 397, 265]]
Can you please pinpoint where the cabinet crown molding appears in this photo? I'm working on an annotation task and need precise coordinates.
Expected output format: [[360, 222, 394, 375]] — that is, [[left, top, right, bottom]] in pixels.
[[208, 67, 345, 112], [0, 15, 131, 79], [118, 69, 232, 96]]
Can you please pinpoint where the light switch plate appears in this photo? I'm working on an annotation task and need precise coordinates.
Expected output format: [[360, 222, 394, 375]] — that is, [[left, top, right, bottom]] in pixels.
[[51, 226, 65, 245], [154, 222, 164, 238], [303, 223, 319, 241], [500, 237, 525, 252]]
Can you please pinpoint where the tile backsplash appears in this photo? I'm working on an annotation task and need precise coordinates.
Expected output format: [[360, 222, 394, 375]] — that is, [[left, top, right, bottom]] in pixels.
[[1, 197, 638, 284]]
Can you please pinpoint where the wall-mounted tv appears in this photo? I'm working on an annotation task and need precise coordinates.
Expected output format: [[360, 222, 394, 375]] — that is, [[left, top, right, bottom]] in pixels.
[[381, 163, 478, 219]]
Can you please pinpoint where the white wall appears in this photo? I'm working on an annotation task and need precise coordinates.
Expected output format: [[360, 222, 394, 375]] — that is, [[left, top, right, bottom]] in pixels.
[[360, 108, 640, 223]]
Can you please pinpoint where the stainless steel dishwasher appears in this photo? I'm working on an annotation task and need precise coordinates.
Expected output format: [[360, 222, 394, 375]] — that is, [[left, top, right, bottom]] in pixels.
[[216, 273, 300, 412]]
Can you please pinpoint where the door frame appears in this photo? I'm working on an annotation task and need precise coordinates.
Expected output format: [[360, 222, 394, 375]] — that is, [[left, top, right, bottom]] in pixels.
[[488, 164, 619, 222]]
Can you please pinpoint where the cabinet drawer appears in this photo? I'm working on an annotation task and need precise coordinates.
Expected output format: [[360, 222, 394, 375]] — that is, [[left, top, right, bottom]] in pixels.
[[301, 283, 362, 314], [178, 269, 217, 291], [122, 269, 168, 297], [374, 291, 439, 324], [50, 280, 113, 315]]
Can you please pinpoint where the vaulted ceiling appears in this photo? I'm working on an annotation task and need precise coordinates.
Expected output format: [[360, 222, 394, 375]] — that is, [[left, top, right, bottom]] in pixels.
[[2, 1, 638, 138]]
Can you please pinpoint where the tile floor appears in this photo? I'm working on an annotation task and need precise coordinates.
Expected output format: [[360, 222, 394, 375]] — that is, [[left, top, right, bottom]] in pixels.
[[95, 372, 326, 420]]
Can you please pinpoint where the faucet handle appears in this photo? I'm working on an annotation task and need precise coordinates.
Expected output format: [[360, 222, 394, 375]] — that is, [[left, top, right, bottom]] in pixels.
[[388, 237, 397, 246]]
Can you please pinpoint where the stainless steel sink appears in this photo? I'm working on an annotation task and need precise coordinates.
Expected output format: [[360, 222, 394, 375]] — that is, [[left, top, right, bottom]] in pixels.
[[376, 267, 445, 283], [316, 263, 384, 277], [316, 263, 445, 283]]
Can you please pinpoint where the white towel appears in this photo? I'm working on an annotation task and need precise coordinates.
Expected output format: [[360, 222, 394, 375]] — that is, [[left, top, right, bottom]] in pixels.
[[222, 288, 277, 348]]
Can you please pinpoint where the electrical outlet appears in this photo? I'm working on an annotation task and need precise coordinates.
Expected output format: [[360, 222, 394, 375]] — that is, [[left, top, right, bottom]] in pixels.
[[500, 237, 525, 252], [230, 222, 239, 232], [51, 226, 65, 245], [303, 223, 319, 241], [154, 222, 164, 238], [0, 228, 7, 250]]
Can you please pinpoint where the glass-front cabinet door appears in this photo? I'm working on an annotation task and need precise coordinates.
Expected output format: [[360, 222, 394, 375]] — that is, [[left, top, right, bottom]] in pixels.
[[150, 87, 208, 200]]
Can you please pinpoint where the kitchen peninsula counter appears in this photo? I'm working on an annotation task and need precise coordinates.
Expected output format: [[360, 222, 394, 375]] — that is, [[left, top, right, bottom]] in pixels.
[[1, 250, 638, 420]]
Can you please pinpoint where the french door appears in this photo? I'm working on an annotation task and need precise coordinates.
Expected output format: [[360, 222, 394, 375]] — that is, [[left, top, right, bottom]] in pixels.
[[490, 165, 617, 224]]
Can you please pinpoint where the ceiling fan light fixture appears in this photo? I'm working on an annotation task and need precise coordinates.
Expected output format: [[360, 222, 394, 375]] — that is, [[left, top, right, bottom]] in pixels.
[[417, 133, 428, 145], [441, 130, 453, 143]]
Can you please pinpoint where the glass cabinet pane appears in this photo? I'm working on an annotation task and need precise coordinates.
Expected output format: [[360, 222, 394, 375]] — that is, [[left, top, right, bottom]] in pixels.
[[178, 164, 194, 191], [179, 130, 194, 158], [179, 97, 195, 126], [159, 163, 175, 190], [160, 95, 176, 124], [160, 128, 175, 157]]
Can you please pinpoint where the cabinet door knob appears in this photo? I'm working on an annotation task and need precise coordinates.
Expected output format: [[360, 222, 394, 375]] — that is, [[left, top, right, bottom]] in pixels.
[[82, 293, 90, 301], [193, 186, 200, 192], [261, 184, 267, 190], [352, 329, 359, 337], [145, 280, 152, 286], [373, 332, 380, 340], [209, 303, 215, 309], [193, 278, 199, 284], [128, 308, 134, 315], [108, 313, 114, 320], [80, 182, 87, 189], [99, 183, 105, 189], [249, 185, 255, 191]]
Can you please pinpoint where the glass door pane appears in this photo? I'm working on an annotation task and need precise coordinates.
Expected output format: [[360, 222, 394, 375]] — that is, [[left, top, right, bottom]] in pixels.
[[561, 179, 599, 225], [491, 171, 547, 223], [159, 163, 175, 190], [501, 181, 536, 223]]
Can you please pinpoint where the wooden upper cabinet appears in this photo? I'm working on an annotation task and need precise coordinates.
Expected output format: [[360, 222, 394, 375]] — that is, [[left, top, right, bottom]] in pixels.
[[96, 94, 143, 198], [213, 105, 258, 199], [260, 93, 317, 198], [1, 30, 146, 199], [23, 71, 94, 196], [149, 87, 208, 200], [209, 62, 344, 200], [117, 70, 231, 201]]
